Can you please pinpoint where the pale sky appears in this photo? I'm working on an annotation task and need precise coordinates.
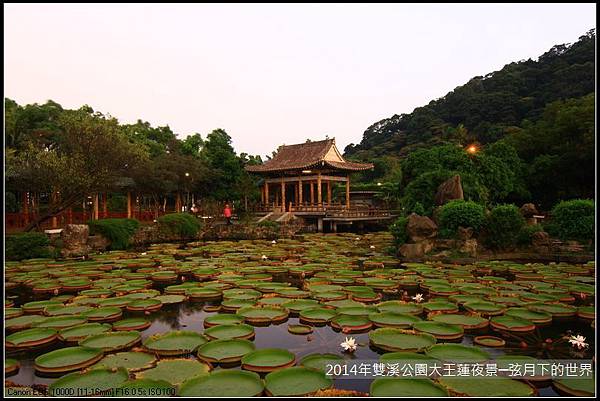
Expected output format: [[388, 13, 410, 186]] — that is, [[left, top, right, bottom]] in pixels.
[[4, 3, 596, 157]]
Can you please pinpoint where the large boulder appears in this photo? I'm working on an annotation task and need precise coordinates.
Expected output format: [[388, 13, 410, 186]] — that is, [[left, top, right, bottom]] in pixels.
[[434, 175, 464, 206], [520, 203, 538, 218], [406, 213, 438, 242], [60, 224, 91, 258], [531, 230, 550, 247], [399, 239, 435, 259]]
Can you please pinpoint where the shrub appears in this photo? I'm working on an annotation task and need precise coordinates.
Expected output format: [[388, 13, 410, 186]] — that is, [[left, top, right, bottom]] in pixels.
[[88, 218, 140, 250], [6, 232, 51, 261], [158, 213, 201, 239], [484, 204, 526, 249], [516, 224, 544, 247], [438, 200, 485, 237], [257, 220, 280, 229], [545, 199, 594, 242], [389, 216, 409, 246]]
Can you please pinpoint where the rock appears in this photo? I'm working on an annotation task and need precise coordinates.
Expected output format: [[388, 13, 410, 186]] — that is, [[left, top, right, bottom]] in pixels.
[[406, 213, 438, 242], [457, 226, 473, 240], [520, 203, 538, 218], [531, 231, 550, 246], [434, 175, 464, 206], [60, 224, 91, 258], [88, 234, 110, 251], [459, 239, 478, 257], [399, 239, 435, 259]]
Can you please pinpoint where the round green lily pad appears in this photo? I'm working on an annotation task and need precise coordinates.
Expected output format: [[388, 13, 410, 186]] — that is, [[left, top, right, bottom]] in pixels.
[[6, 314, 50, 331], [178, 370, 264, 397], [34, 346, 104, 373], [376, 301, 423, 315], [143, 331, 208, 356], [299, 307, 337, 323], [368, 312, 421, 328], [438, 376, 535, 397], [553, 374, 595, 396], [82, 307, 122, 322], [299, 353, 344, 372], [58, 323, 112, 343], [241, 348, 296, 373], [5, 358, 20, 376], [92, 351, 157, 372], [473, 336, 506, 347], [197, 338, 256, 363], [330, 314, 373, 332], [288, 324, 313, 334], [369, 328, 436, 352], [112, 317, 152, 331], [32, 315, 88, 330], [413, 321, 464, 340], [135, 358, 211, 385], [370, 377, 449, 397], [203, 323, 255, 340], [48, 367, 129, 396], [236, 306, 289, 324], [422, 300, 459, 313], [126, 298, 162, 312], [265, 366, 333, 396], [203, 313, 245, 327], [504, 307, 552, 324], [79, 331, 141, 352], [430, 313, 489, 330], [425, 344, 490, 363], [6, 327, 58, 349], [490, 315, 536, 332]]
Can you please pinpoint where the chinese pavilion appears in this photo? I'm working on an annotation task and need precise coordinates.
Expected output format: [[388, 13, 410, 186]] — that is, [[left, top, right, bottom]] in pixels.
[[245, 138, 374, 212]]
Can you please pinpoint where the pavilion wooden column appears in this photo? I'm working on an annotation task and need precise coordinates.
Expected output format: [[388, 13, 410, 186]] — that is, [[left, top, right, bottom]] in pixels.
[[127, 192, 132, 218], [265, 182, 270, 208], [175, 193, 182, 213], [93, 193, 99, 220], [294, 182, 299, 208], [22, 192, 30, 225], [280, 178, 286, 212], [346, 175, 350, 209], [327, 181, 332, 205], [310, 181, 315, 205], [51, 191, 58, 228], [298, 179, 303, 206], [68, 207, 73, 224], [103, 193, 108, 218], [317, 174, 322, 206], [260, 184, 265, 205]]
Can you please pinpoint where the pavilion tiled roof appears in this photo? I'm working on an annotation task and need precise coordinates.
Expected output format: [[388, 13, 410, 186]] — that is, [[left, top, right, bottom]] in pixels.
[[245, 139, 374, 173]]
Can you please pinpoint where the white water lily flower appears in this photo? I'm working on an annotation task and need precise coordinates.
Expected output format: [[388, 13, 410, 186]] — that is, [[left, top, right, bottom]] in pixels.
[[340, 337, 357, 352], [271, 240, 277, 244], [569, 335, 589, 350], [261, 255, 268, 260], [141, 252, 147, 256], [355, 237, 360, 241], [370, 245, 375, 249], [412, 293, 424, 303]]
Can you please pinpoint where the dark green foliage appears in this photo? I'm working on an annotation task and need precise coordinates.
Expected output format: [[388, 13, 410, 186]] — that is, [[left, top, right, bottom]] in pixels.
[[157, 213, 201, 239], [545, 199, 594, 241], [6, 232, 51, 261], [107, 194, 128, 212], [389, 216, 409, 246], [516, 224, 544, 247], [5, 191, 19, 213], [483, 204, 526, 249], [438, 200, 485, 236], [88, 218, 140, 250], [257, 220, 280, 229]]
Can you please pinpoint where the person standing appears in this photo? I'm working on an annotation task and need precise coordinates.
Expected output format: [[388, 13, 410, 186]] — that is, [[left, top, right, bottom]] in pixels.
[[224, 203, 232, 225]]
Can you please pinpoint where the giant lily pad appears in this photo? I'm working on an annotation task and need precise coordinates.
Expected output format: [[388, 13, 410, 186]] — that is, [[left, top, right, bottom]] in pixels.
[[413, 321, 464, 340], [463, 301, 505, 316], [135, 358, 211, 385], [490, 315, 536, 332], [126, 298, 162, 312], [203, 313, 245, 328], [32, 315, 88, 330], [236, 306, 289, 324], [203, 324, 255, 340], [92, 351, 157, 372], [82, 307, 122, 322], [265, 366, 333, 396], [5, 358, 20, 376], [425, 344, 490, 363], [79, 331, 141, 352], [34, 346, 104, 373], [370, 377, 449, 397], [197, 338, 256, 363], [430, 313, 489, 330], [179, 370, 264, 397], [368, 312, 421, 328], [299, 307, 337, 324], [6, 327, 58, 350], [369, 328, 436, 352], [6, 314, 49, 331], [553, 375, 595, 397], [143, 331, 208, 356], [376, 301, 423, 315], [112, 317, 151, 331], [58, 323, 112, 343], [241, 348, 296, 373], [330, 314, 372, 332], [438, 376, 535, 397], [48, 367, 129, 396], [299, 353, 344, 372]]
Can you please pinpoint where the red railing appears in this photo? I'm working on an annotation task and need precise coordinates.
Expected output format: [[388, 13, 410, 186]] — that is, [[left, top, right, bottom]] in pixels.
[[5, 211, 166, 232]]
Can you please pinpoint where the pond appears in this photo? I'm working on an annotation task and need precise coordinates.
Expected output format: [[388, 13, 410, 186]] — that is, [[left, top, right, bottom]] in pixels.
[[5, 232, 595, 397]]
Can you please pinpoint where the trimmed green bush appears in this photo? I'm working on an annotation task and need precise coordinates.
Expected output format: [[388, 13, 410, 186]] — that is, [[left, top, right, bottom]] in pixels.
[[484, 204, 526, 249], [88, 218, 140, 250], [389, 216, 409, 246], [545, 199, 594, 241], [516, 225, 544, 247], [438, 200, 485, 237], [6, 232, 51, 261], [157, 213, 201, 239]]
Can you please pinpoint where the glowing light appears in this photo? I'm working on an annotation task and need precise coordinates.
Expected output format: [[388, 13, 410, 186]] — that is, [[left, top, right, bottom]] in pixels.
[[466, 145, 478, 154]]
